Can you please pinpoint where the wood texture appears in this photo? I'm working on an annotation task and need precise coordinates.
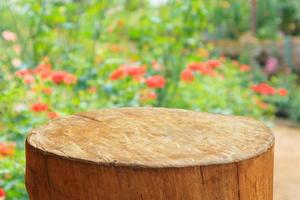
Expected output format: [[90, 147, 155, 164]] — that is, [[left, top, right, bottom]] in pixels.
[[26, 108, 274, 200]]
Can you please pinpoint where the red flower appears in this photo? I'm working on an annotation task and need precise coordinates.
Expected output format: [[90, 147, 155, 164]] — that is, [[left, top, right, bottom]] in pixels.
[[240, 64, 251, 72], [147, 91, 157, 100], [0, 188, 5, 198], [32, 62, 52, 79], [50, 71, 66, 84], [31, 103, 49, 112], [50, 71, 77, 85], [278, 88, 288, 96], [124, 65, 146, 78], [140, 91, 157, 102], [146, 75, 165, 89], [251, 83, 276, 95], [232, 60, 240, 66], [198, 67, 217, 77], [207, 59, 221, 69], [187, 62, 205, 71], [110, 68, 125, 80], [181, 69, 194, 82], [47, 111, 59, 119]]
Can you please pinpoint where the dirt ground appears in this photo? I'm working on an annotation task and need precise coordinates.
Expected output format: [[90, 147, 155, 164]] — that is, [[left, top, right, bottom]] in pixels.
[[274, 119, 300, 200]]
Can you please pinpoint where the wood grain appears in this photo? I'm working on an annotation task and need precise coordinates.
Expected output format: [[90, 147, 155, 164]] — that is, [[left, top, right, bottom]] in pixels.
[[26, 107, 274, 200]]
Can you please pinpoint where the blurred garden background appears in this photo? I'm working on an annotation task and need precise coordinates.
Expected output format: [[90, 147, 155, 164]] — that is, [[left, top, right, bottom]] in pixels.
[[1, 0, 300, 199]]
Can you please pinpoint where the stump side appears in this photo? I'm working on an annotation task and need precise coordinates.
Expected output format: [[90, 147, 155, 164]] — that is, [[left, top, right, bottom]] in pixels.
[[26, 141, 273, 200], [25, 108, 274, 199]]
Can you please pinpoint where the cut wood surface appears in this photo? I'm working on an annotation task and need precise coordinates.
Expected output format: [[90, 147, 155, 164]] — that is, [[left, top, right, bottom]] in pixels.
[[26, 107, 274, 200]]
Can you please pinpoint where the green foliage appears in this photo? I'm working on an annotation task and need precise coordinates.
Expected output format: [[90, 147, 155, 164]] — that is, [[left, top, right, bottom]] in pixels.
[[206, 0, 300, 39]]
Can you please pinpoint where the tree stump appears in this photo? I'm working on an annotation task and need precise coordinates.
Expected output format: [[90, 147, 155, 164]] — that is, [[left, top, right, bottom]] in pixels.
[[26, 108, 274, 200]]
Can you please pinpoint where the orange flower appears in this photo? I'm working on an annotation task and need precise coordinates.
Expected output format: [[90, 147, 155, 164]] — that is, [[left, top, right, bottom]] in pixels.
[[110, 45, 123, 52], [232, 60, 240, 66], [31, 103, 49, 112], [255, 99, 269, 110], [181, 69, 194, 82], [47, 111, 59, 119], [88, 86, 97, 94], [152, 61, 162, 71], [278, 88, 288, 96], [0, 142, 16, 157], [146, 75, 165, 89], [63, 74, 77, 85], [240, 64, 251, 72], [110, 68, 125, 80], [42, 87, 52, 95]]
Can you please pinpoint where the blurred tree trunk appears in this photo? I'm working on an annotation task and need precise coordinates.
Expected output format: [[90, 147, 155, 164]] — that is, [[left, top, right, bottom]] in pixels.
[[250, 0, 256, 37]]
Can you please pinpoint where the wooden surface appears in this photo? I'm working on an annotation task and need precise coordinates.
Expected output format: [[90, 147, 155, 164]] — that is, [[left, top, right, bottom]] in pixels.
[[26, 107, 274, 200]]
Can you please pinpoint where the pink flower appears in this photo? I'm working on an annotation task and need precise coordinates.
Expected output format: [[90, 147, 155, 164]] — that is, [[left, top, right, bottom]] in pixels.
[[12, 58, 22, 67], [2, 30, 17, 42], [146, 75, 165, 88], [265, 57, 278, 73]]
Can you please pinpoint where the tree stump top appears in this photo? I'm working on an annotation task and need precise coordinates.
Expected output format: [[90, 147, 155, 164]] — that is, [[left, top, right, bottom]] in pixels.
[[27, 107, 274, 168]]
